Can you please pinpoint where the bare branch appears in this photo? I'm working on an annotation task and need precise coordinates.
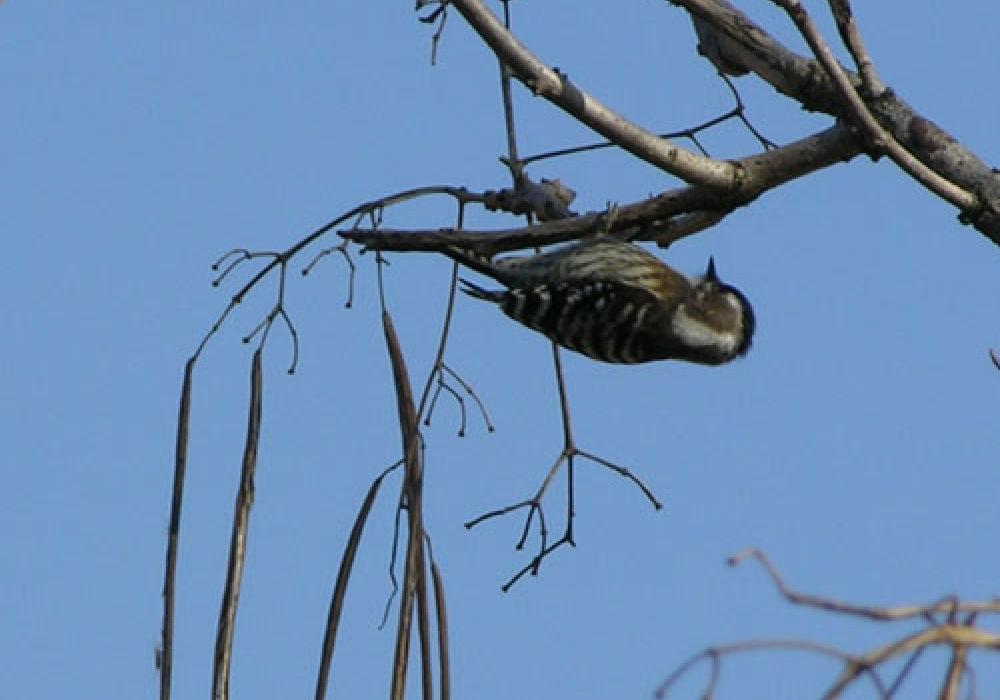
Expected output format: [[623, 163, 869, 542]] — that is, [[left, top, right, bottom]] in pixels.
[[770, 0, 979, 211], [448, 0, 739, 189], [730, 548, 1000, 620], [670, 0, 1000, 241], [655, 638, 882, 699], [344, 123, 863, 255], [821, 626, 1000, 699]]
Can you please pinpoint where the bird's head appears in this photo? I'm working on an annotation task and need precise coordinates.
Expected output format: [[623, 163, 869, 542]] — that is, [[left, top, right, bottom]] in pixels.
[[671, 257, 755, 364]]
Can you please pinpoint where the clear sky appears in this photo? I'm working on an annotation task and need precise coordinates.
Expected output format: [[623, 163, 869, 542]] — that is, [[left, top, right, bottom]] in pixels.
[[3, 2, 998, 698]]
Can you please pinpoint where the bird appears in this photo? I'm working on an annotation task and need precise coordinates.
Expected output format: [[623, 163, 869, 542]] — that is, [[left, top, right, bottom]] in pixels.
[[450, 237, 755, 365]]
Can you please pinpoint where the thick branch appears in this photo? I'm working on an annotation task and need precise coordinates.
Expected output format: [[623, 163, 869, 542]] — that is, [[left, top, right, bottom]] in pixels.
[[771, 0, 978, 211], [669, 0, 1000, 242], [448, 0, 738, 190], [343, 123, 862, 254]]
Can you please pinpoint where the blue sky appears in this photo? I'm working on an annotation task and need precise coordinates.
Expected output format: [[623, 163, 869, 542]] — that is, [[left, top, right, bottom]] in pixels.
[[3, 2, 998, 698]]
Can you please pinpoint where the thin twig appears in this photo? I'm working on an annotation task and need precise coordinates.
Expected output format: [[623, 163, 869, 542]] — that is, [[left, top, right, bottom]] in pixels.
[[194, 185, 488, 361], [826, 0, 883, 96], [884, 646, 925, 698], [314, 460, 401, 700], [655, 638, 882, 699], [729, 548, 1000, 619], [302, 240, 356, 309]]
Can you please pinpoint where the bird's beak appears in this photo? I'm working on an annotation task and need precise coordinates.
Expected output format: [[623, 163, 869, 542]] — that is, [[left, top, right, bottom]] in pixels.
[[705, 256, 718, 281]]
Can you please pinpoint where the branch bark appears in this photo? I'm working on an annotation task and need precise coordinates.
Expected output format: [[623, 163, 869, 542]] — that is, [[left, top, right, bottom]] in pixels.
[[343, 123, 863, 254], [669, 0, 1000, 242], [448, 0, 739, 190]]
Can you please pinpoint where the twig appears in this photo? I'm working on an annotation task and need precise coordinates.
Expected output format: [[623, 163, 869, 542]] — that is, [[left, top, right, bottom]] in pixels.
[[514, 105, 765, 168], [820, 625, 1000, 700], [212, 349, 263, 700], [425, 537, 451, 700], [464, 355, 660, 590], [417, 0, 450, 65], [302, 240, 356, 309], [194, 185, 489, 362], [158, 358, 195, 700], [655, 638, 881, 699], [826, 0, 883, 96], [937, 642, 967, 700], [729, 548, 1000, 619], [314, 460, 402, 700]]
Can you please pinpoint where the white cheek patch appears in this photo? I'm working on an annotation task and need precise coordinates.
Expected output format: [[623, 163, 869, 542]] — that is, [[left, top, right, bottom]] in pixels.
[[724, 293, 742, 312], [671, 307, 739, 353]]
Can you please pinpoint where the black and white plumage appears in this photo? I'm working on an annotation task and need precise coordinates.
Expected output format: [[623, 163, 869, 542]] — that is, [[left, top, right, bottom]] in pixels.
[[452, 237, 755, 365]]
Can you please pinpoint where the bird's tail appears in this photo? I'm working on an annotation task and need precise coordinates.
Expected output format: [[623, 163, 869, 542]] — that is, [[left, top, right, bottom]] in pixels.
[[459, 278, 505, 303]]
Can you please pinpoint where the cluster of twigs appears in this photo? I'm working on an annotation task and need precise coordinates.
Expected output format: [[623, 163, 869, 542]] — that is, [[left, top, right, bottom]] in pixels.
[[657, 549, 1000, 699]]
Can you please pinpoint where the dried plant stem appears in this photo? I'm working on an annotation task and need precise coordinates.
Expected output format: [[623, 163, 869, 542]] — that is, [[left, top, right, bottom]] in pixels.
[[158, 358, 195, 700], [314, 462, 400, 700], [382, 309, 441, 700], [212, 349, 263, 700]]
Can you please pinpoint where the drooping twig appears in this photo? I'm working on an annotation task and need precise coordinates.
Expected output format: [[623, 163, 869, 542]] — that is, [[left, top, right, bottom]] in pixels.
[[414, 204, 495, 437], [302, 240, 356, 309], [416, 0, 450, 65], [193, 185, 497, 364], [212, 349, 263, 700], [464, 361, 661, 591], [313, 460, 402, 700], [376, 250, 448, 700], [383, 305, 425, 700], [425, 537, 451, 700], [158, 358, 195, 700]]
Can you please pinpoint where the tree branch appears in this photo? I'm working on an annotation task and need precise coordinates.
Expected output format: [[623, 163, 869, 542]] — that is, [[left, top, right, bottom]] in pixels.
[[669, 0, 1000, 242], [448, 0, 739, 190], [771, 0, 979, 211], [343, 123, 863, 254]]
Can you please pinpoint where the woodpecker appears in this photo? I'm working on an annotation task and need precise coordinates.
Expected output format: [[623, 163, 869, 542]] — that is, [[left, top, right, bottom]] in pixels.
[[452, 237, 755, 365]]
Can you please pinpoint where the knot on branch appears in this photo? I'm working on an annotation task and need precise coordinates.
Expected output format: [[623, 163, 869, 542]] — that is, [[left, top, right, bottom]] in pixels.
[[482, 177, 576, 221]]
